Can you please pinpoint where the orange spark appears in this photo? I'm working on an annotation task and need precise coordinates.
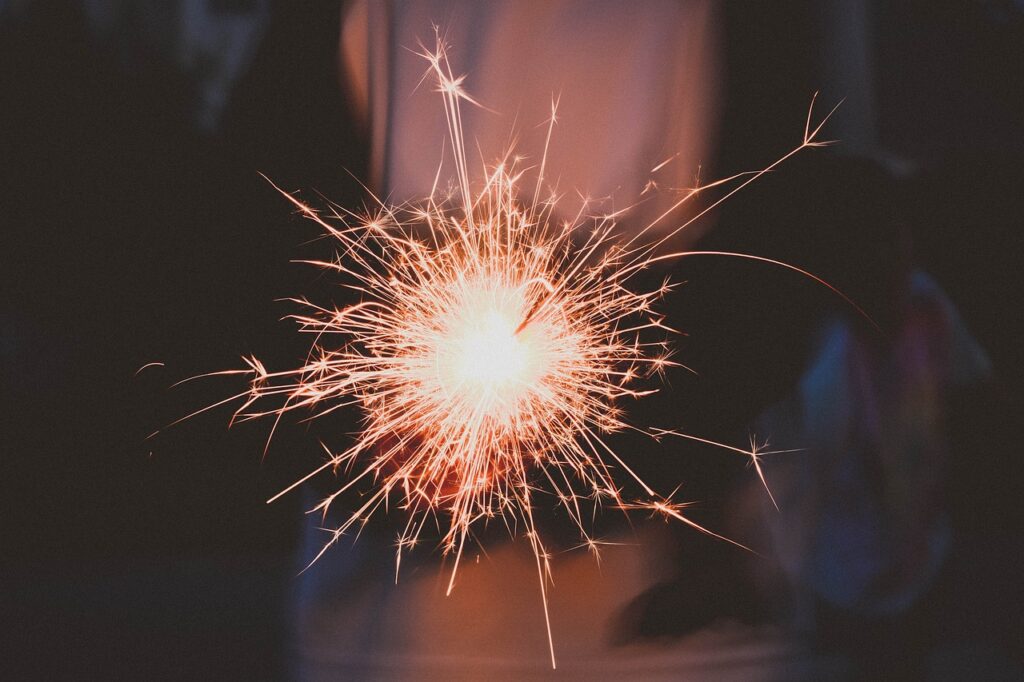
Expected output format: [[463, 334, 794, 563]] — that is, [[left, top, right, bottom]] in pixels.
[[176, 36, 856, 668]]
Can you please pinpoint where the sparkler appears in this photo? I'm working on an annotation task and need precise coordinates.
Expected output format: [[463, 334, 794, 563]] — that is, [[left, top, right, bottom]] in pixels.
[[171, 37, 866, 668]]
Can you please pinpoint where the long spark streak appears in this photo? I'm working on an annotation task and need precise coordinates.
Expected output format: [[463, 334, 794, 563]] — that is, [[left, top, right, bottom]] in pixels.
[[175, 37, 855, 667]]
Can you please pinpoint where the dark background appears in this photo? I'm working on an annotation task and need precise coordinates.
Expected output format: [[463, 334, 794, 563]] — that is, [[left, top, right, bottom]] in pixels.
[[2, 1, 1022, 679]]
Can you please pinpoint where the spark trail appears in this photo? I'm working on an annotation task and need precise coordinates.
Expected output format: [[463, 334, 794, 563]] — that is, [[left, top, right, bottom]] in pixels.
[[174, 37, 858, 667]]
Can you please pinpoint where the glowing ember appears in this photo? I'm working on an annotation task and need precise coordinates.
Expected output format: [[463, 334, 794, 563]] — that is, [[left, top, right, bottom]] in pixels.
[[168, 35, 866, 667]]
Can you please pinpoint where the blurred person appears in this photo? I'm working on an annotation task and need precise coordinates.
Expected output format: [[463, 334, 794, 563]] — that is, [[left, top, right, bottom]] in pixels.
[[287, 1, 851, 680], [749, 246, 992, 679], [287, 1, 795, 680]]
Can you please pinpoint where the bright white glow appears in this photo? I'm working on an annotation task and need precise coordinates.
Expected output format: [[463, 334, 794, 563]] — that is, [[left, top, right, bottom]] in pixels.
[[432, 280, 557, 423]]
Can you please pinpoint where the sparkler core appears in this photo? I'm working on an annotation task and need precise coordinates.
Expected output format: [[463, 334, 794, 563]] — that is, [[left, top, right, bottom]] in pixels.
[[432, 279, 559, 424]]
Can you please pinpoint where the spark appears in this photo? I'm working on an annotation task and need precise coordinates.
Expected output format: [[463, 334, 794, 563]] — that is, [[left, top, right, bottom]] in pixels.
[[174, 36, 860, 668], [134, 361, 165, 376]]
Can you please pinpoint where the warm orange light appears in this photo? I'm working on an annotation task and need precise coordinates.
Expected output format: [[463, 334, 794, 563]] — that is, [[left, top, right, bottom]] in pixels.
[[175, 33, 860, 668]]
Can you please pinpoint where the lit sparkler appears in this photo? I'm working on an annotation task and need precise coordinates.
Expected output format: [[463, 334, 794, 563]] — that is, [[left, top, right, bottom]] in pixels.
[[173, 37, 865, 667]]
